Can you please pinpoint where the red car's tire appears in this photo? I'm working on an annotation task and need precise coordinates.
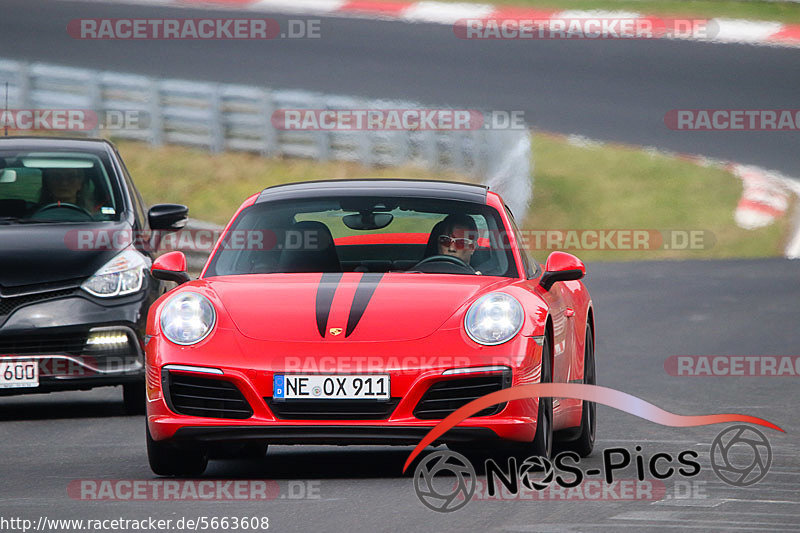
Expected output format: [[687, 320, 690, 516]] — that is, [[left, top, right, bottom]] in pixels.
[[146, 423, 208, 477], [561, 327, 596, 457], [488, 334, 554, 461], [528, 334, 554, 459]]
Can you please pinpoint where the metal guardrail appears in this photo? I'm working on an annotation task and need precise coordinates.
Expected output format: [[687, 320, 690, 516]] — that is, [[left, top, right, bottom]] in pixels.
[[0, 58, 532, 208]]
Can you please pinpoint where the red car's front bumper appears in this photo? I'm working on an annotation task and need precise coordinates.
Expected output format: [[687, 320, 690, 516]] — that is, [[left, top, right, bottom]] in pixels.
[[146, 326, 545, 445]]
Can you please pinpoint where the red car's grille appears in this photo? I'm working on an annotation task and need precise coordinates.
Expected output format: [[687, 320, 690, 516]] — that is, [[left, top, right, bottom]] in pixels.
[[166, 373, 253, 420], [264, 398, 401, 420], [413, 374, 510, 420]]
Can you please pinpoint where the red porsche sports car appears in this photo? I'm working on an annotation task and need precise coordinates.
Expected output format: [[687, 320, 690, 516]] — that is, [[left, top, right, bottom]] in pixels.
[[144, 179, 596, 476]]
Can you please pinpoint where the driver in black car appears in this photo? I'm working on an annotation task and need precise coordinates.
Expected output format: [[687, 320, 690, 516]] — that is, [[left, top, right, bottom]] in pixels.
[[39, 167, 90, 208]]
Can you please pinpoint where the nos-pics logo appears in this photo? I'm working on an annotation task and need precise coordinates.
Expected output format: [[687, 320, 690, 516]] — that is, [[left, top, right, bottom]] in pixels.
[[413, 424, 772, 513]]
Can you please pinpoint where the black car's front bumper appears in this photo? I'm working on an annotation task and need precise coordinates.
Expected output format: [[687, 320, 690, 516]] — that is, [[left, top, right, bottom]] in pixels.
[[0, 288, 153, 395]]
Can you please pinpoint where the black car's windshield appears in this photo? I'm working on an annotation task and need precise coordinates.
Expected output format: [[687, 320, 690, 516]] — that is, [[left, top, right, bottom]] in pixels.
[[0, 151, 119, 223], [205, 197, 518, 277]]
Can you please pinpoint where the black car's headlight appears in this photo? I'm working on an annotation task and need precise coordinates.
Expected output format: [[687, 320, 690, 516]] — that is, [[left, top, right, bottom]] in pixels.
[[81, 249, 147, 297], [160, 292, 216, 346], [465, 292, 524, 345]]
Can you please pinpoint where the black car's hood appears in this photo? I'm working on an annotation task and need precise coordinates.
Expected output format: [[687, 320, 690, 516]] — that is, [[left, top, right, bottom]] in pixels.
[[0, 221, 130, 288]]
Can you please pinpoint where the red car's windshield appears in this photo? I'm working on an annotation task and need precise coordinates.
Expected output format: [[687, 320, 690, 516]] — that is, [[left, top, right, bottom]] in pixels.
[[204, 197, 519, 277]]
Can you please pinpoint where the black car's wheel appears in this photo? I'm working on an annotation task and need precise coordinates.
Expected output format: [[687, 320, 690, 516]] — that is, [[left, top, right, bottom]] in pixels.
[[146, 423, 208, 477], [562, 327, 596, 457], [122, 381, 146, 415]]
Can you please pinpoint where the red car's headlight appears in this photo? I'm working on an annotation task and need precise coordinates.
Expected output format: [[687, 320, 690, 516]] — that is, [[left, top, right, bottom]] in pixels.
[[160, 292, 216, 345], [464, 292, 524, 345]]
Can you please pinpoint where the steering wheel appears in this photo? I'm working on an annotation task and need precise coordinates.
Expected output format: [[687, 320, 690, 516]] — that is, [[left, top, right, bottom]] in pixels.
[[412, 254, 476, 274], [31, 202, 93, 220]]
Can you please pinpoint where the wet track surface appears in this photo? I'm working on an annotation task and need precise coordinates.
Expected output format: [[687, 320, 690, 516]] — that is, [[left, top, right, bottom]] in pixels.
[[2, 259, 798, 532], [2, 0, 800, 176]]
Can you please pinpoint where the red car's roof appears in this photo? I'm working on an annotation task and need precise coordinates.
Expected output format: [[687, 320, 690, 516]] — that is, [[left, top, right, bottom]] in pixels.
[[255, 179, 488, 205]]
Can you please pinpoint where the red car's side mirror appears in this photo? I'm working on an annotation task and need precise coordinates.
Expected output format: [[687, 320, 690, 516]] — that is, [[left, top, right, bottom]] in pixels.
[[539, 251, 585, 291], [152, 251, 190, 285]]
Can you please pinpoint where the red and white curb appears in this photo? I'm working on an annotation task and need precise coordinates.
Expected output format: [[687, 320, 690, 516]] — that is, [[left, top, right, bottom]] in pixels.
[[109, 0, 800, 48], [556, 133, 800, 259]]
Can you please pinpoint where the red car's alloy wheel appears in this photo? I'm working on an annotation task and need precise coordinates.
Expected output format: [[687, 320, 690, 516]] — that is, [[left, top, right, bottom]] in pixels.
[[562, 326, 596, 457]]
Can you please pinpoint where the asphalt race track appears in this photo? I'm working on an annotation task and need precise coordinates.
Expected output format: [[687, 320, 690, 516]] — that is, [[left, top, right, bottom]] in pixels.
[[2, 259, 799, 531], [1, 0, 800, 176]]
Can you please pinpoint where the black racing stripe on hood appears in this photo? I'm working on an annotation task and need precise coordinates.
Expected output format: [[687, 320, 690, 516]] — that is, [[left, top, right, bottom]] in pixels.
[[345, 273, 384, 338], [315, 272, 342, 337]]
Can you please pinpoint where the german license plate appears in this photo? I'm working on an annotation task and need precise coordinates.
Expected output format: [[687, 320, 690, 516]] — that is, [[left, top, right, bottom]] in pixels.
[[273, 374, 389, 400], [0, 360, 39, 389]]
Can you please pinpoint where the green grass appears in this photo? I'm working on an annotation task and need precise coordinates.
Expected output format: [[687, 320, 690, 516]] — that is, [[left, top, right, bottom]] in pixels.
[[112, 135, 792, 262], [527, 133, 791, 261], [412, 0, 800, 24]]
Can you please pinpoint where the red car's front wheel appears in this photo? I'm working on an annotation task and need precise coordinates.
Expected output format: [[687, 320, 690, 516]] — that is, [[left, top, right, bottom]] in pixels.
[[146, 422, 208, 477], [562, 326, 596, 457], [528, 334, 553, 459]]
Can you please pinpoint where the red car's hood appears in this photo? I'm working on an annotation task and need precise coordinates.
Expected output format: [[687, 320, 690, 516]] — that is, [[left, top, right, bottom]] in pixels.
[[207, 273, 512, 342]]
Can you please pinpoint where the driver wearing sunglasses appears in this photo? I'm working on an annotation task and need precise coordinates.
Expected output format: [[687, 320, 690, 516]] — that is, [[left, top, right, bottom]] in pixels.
[[436, 214, 479, 266]]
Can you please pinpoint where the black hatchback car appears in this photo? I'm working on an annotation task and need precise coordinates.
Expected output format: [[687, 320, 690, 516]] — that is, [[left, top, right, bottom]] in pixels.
[[0, 137, 187, 413]]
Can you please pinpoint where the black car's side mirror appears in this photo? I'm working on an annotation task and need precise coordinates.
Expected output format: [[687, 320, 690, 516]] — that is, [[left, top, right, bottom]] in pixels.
[[149, 204, 189, 231]]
